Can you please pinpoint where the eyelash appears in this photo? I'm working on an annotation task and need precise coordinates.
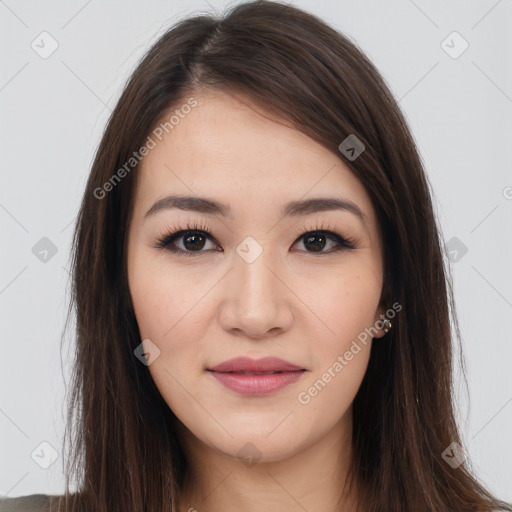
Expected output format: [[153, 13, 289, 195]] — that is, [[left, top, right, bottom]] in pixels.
[[152, 220, 357, 257]]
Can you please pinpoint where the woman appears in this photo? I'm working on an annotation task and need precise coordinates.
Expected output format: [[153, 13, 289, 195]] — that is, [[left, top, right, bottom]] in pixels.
[[1, 1, 510, 511]]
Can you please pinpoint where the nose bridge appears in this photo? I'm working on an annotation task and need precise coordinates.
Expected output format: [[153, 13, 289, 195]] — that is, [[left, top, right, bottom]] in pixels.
[[234, 235, 280, 305], [220, 235, 292, 337]]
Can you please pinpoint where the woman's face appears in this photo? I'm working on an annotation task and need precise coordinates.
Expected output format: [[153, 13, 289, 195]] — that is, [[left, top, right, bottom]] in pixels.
[[127, 90, 387, 463]]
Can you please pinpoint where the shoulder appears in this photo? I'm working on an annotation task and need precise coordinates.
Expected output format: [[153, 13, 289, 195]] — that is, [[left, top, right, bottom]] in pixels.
[[0, 494, 72, 512], [0, 494, 52, 512]]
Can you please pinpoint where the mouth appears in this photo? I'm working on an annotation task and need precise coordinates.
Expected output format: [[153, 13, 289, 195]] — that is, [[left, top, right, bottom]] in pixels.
[[206, 357, 307, 395], [207, 356, 305, 373], [218, 370, 288, 375]]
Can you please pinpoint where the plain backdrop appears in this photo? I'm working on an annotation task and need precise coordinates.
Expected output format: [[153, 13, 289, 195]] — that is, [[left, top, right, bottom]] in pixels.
[[1, 0, 511, 502]]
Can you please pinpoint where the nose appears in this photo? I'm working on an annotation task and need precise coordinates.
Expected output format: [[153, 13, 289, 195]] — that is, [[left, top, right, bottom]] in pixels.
[[218, 244, 294, 340]]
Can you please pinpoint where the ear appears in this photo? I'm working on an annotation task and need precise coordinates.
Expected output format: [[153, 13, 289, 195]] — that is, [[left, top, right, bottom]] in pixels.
[[373, 280, 392, 339], [372, 306, 388, 339]]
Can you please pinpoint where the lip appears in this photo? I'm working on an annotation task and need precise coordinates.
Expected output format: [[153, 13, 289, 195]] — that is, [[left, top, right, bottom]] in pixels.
[[208, 356, 304, 373], [207, 357, 306, 396]]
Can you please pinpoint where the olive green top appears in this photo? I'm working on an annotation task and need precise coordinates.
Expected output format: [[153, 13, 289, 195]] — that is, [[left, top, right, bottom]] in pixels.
[[0, 494, 53, 512]]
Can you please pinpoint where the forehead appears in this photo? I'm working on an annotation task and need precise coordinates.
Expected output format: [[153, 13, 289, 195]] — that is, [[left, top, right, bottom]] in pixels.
[[135, 90, 376, 227]]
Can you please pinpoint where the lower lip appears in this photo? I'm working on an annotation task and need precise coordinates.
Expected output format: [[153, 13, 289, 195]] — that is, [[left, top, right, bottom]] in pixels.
[[208, 370, 306, 395]]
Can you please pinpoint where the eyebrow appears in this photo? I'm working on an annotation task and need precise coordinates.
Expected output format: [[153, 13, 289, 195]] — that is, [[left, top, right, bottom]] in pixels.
[[144, 195, 367, 225]]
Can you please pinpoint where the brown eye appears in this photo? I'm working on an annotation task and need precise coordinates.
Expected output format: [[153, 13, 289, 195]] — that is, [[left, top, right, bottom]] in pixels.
[[158, 230, 218, 256], [180, 232, 208, 251], [293, 231, 355, 254]]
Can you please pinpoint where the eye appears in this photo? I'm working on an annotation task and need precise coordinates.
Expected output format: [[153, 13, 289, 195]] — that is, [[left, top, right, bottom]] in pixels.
[[154, 225, 218, 257], [153, 221, 357, 257], [290, 220, 357, 255], [291, 230, 355, 254]]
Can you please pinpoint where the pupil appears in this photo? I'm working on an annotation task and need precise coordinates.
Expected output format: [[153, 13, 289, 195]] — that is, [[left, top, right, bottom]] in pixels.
[[304, 233, 326, 252], [184, 233, 205, 251]]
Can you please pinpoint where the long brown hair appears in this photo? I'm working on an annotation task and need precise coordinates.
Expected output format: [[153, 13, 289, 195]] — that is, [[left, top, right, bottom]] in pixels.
[[54, 1, 512, 511]]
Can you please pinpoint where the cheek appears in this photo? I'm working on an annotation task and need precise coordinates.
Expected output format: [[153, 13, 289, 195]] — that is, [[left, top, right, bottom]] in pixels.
[[128, 259, 207, 413], [299, 344, 371, 436], [128, 250, 218, 395], [128, 249, 208, 341], [295, 264, 380, 400], [304, 262, 382, 346]]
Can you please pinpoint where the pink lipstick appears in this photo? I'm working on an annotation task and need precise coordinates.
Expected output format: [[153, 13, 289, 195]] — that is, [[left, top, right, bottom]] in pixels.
[[207, 356, 306, 396]]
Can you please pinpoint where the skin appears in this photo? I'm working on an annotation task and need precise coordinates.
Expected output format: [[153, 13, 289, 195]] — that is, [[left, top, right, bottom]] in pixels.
[[127, 89, 388, 512]]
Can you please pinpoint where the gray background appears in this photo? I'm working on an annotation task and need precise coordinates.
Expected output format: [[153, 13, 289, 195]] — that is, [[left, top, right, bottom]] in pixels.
[[1, 0, 511, 502]]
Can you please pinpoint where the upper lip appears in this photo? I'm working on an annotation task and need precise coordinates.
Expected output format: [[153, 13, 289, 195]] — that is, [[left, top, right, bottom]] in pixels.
[[207, 357, 305, 373]]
